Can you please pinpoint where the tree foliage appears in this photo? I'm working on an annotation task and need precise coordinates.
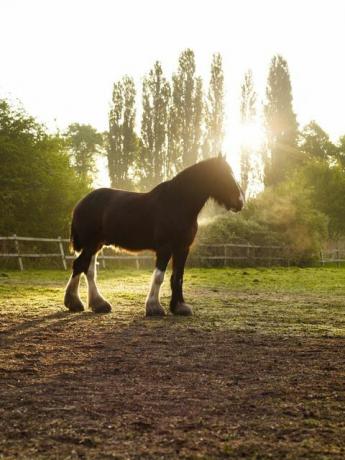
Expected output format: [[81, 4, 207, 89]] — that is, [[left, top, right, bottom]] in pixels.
[[168, 49, 204, 171], [0, 100, 88, 237], [239, 70, 257, 196], [198, 175, 328, 264], [108, 76, 138, 189], [203, 53, 224, 159], [301, 160, 345, 238], [337, 135, 345, 170], [264, 55, 299, 186], [65, 123, 103, 184], [139, 62, 170, 189], [299, 121, 337, 161]]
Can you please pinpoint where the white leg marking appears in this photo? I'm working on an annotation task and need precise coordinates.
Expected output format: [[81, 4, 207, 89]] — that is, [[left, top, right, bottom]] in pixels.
[[64, 273, 84, 311], [66, 273, 80, 296], [145, 268, 166, 316], [86, 255, 111, 312], [87, 256, 99, 304]]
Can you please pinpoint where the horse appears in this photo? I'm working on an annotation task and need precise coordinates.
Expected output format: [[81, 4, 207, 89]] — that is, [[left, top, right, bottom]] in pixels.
[[64, 156, 244, 316]]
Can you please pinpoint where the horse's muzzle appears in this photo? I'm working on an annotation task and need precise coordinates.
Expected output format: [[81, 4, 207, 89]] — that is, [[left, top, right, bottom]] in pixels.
[[228, 195, 244, 212]]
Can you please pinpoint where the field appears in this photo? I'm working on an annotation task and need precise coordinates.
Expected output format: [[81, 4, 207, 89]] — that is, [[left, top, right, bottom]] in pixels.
[[0, 267, 345, 459]]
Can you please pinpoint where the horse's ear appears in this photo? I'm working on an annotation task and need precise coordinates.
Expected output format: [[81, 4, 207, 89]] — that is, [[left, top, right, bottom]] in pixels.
[[218, 151, 226, 159]]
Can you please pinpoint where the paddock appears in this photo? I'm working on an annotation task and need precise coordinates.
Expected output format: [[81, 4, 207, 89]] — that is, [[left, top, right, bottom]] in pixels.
[[0, 268, 345, 459]]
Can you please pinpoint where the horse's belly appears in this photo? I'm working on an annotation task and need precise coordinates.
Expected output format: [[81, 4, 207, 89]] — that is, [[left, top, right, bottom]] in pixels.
[[103, 220, 155, 251]]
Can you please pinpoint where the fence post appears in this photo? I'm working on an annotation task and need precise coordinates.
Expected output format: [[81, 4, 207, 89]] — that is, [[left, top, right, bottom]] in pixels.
[[58, 236, 67, 270], [246, 244, 250, 265], [136, 257, 140, 269], [13, 234, 23, 271], [100, 248, 106, 269]]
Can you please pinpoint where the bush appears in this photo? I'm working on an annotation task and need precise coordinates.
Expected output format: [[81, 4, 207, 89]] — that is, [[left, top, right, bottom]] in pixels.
[[197, 212, 282, 246], [197, 173, 329, 265]]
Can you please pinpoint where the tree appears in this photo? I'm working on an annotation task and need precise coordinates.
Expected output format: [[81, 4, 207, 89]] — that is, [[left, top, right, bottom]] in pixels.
[[239, 70, 256, 196], [337, 135, 345, 169], [65, 123, 103, 184], [264, 55, 299, 186], [299, 121, 337, 161], [139, 61, 170, 189], [0, 99, 89, 237], [203, 53, 224, 159], [108, 76, 138, 189], [167, 73, 182, 176], [168, 49, 204, 171], [302, 160, 345, 238]]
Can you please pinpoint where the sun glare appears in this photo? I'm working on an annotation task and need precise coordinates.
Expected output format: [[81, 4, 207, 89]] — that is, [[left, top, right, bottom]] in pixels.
[[238, 121, 264, 151]]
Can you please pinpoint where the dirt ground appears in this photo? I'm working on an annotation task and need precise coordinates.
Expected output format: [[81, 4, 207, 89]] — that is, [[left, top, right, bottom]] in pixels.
[[0, 268, 345, 459]]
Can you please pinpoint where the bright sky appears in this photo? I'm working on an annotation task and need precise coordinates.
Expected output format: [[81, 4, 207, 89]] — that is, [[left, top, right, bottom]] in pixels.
[[1, 0, 345, 180]]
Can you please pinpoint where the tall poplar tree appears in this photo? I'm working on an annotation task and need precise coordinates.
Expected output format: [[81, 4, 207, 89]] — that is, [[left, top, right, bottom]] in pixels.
[[203, 53, 224, 159], [239, 70, 256, 196], [167, 73, 182, 175], [140, 61, 170, 189], [168, 49, 203, 171], [108, 76, 138, 189], [264, 55, 298, 186]]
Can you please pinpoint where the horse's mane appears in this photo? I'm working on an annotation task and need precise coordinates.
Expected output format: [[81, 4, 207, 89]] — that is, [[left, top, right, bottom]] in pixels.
[[171, 157, 223, 183]]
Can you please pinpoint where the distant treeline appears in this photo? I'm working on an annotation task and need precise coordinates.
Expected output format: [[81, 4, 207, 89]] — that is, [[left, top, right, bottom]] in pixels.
[[68, 49, 345, 198]]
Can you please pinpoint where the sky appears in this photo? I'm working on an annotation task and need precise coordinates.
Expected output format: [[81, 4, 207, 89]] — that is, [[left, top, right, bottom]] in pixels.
[[1, 0, 345, 179]]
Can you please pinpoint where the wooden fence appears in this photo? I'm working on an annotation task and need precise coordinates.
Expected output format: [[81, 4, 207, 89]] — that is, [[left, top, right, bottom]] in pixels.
[[0, 235, 289, 270], [195, 243, 291, 267], [320, 248, 345, 267], [0, 235, 154, 271], [1, 235, 343, 270]]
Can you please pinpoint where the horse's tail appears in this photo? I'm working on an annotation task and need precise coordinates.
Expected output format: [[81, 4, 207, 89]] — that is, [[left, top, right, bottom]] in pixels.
[[70, 221, 83, 253]]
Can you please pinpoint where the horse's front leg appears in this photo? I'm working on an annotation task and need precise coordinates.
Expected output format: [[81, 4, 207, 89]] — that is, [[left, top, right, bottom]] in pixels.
[[87, 254, 112, 313], [170, 247, 192, 316], [145, 248, 171, 317]]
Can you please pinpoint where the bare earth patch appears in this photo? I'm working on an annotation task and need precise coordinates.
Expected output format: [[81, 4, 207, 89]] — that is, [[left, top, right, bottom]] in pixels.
[[0, 268, 345, 459]]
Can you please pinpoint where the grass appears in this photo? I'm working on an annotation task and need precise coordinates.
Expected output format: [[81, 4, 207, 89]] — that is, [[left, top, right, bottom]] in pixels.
[[0, 267, 345, 459], [1, 266, 345, 336]]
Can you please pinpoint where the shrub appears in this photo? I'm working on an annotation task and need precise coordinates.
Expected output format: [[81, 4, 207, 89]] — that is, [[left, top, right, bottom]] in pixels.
[[197, 173, 329, 265]]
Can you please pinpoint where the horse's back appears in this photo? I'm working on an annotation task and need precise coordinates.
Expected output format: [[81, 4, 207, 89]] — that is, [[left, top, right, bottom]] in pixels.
[[71, 188, 152, 250]]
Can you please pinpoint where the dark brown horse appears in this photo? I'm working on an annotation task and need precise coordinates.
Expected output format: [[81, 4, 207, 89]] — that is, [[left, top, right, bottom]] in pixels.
[[64, 156, 244, 316]]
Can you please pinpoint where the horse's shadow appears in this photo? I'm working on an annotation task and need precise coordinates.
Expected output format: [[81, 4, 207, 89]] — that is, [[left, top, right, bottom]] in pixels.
[[0, 310, 93, 346]]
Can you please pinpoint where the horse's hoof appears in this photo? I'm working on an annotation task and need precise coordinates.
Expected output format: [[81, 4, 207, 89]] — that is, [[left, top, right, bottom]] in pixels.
[[171, 302, 193, 316], [146, 301, 166, 317], [64, 293, 85, 312], [91, 301, 112, 314]]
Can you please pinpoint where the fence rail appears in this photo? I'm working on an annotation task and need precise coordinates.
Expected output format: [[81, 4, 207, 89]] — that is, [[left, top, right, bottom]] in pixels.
[[1, 235, 343, 270], [0, 235, 157, 271], [320, 249, 345, 266]]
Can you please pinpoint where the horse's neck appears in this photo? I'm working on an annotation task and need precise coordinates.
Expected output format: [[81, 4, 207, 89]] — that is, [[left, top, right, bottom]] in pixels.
[[170, 166, 210, 217]]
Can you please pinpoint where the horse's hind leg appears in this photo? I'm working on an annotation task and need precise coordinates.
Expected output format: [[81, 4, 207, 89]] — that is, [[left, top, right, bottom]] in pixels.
[[86, 254, 112, 314], [64, 248, 93, 312], [145, 247, 171, 316]]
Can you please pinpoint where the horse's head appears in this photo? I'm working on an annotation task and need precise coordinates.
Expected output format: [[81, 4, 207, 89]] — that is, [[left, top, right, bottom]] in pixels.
[[209, 157, 245, 212]]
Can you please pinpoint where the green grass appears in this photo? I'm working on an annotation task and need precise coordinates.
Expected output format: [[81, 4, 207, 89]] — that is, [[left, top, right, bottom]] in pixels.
[[1, 266, 345, 337]]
